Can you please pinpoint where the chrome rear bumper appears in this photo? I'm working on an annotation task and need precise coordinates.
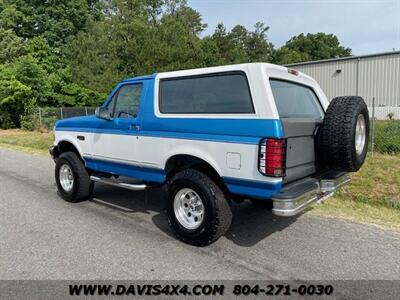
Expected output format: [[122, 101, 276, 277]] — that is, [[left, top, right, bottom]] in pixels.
[[272, 172, 350, 217]]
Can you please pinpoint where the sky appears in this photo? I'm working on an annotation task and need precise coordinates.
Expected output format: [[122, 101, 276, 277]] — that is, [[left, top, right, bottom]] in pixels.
[[187, 0, 400, 55]]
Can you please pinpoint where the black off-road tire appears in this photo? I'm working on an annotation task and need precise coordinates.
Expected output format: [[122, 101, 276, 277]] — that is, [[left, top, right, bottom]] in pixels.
[[250, 199, 273, 210], [319, 96, 369, 172], [55, 151, 93, 202], [167, 169, 232, 246]]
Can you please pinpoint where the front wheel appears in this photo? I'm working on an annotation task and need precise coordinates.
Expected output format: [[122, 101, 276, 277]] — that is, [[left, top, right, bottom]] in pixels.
[[55, 151, 93, 202], [167, 169, 232, 246]]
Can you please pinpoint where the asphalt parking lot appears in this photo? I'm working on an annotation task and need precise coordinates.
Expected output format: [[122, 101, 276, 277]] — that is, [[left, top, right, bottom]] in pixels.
[[1, 147, 400, 280]]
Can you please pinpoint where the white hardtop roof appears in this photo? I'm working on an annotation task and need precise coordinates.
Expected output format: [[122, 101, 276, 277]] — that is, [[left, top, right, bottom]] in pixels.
[[156, 62, 315, 84]]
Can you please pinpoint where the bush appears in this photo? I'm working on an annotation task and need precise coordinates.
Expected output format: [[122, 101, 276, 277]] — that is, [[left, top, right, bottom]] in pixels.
[[0, 112, 16, 129], [39, 107, 61, 129], [20, 115, 35, 131], [41, 115, 58, 129], [0, 74, 33, 128], [373, 121, 400, 154]]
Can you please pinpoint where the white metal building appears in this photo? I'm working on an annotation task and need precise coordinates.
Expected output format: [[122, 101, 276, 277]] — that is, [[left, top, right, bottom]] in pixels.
[[287, 51, 400, 119]]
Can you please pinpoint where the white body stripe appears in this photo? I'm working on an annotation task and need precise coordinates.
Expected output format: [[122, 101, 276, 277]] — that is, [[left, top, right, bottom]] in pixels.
[[140, 136, 281, 183], [91, 133, 140, 164]]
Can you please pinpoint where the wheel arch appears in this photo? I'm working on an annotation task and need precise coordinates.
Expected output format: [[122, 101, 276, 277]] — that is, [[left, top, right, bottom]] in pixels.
[[54, 138, 83, 160], [164, 153, 228, 193]]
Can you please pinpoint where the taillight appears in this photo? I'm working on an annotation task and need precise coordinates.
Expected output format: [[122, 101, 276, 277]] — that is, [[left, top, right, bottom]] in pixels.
[[259, 138, 286, 177]]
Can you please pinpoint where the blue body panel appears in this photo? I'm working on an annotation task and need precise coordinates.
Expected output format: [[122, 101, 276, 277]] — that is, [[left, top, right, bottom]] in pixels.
[[56, 117, 283, 145], [55, 75, 284, 199], [84, 157, 166, 183], [223, 177, 281, 199]]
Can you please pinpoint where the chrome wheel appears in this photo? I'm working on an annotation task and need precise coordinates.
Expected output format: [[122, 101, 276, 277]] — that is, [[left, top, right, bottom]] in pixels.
[[173, 188, 204, 230], [59, 164, 74, 192], [355, 114, 366, 155]]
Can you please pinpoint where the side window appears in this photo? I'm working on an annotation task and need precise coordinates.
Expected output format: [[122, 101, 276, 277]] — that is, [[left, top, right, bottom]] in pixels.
[[159, 72, 254, 114], [106, 93, 117, 116], [107, 84, 143, 118], [270, 79, 324, 119]]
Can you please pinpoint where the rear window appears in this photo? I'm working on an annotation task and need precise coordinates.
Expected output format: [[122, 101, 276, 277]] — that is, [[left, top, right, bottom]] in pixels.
[[159, 72, 254, 114], [270, 79, 324, 119]]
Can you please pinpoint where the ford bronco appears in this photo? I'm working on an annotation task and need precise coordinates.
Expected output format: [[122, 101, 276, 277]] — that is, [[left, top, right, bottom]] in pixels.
[[50, 63, 369, 246]]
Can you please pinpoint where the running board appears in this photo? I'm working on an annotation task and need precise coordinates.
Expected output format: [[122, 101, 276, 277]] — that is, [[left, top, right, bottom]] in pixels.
[[90, 176, 147, 191]]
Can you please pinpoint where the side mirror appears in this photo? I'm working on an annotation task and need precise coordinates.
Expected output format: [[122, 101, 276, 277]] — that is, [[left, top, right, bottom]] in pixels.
[[95, 107, 112, 120]]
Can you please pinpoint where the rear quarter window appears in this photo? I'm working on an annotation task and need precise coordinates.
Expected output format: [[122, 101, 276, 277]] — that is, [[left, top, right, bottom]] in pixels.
[[270, 79, 324, 119], [159, 72, 254, 114]]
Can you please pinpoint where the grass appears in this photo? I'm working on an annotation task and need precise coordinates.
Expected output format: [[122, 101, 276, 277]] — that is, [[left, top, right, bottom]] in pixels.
[[311, 153, 400, 229], [372, 120, 400, 154], [0, 129, 53, 155], [0, 129, 399, 229], [310, 196, 400, 229]]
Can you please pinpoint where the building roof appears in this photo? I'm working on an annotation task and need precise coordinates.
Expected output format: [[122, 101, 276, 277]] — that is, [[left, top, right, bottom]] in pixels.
[[286, 50, 400, 67]]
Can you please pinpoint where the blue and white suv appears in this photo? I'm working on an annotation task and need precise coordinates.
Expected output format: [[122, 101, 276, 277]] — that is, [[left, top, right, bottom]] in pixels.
[[50, 63, 369, 246]]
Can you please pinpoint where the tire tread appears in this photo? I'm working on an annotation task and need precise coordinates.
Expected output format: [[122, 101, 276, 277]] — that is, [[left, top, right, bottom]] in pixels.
[[320, 96, 369, 171], [55, 151, 92, 202], [167, 169, 232, 246]]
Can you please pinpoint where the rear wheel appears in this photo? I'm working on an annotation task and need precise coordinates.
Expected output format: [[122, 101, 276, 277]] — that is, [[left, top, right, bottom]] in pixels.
[[319, 96, 369, 172], [167, 169, 232, 246], [55, 151, 93, 202]]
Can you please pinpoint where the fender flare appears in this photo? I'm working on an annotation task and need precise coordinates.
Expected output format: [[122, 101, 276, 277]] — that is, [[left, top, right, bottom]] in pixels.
[[163, 146, 222, 177], [55, 133, 84, 159]]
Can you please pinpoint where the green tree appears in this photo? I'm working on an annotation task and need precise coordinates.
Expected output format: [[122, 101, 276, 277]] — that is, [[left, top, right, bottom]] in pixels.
[[273, 47, 310, 65], [66, 0, 212, 90], [172, 5, 207, 35], [0, 0, 355, 130], [0, 0, 99, 47], [151, 3, 210, 71], [245, 22, 274, 62], [0, 38, 103, 128], [0, 28, 24, 63], [24, 37, 63, 73], [210, 23, 247, 64], [274, 33, 352, 64], [49, 67, 107, 107], [12, 55, 52, 106], [66, 20, 123, 93], [0, 64, 32, 128], [210, 22, 274, 64]]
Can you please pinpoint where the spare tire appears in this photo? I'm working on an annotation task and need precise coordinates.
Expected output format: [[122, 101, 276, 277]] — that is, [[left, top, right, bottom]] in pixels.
[[319, 96, 369, 172]]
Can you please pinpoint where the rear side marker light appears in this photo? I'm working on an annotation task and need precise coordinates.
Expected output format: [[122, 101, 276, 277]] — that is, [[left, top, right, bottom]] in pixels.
[[259, 138, 286, 177]]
